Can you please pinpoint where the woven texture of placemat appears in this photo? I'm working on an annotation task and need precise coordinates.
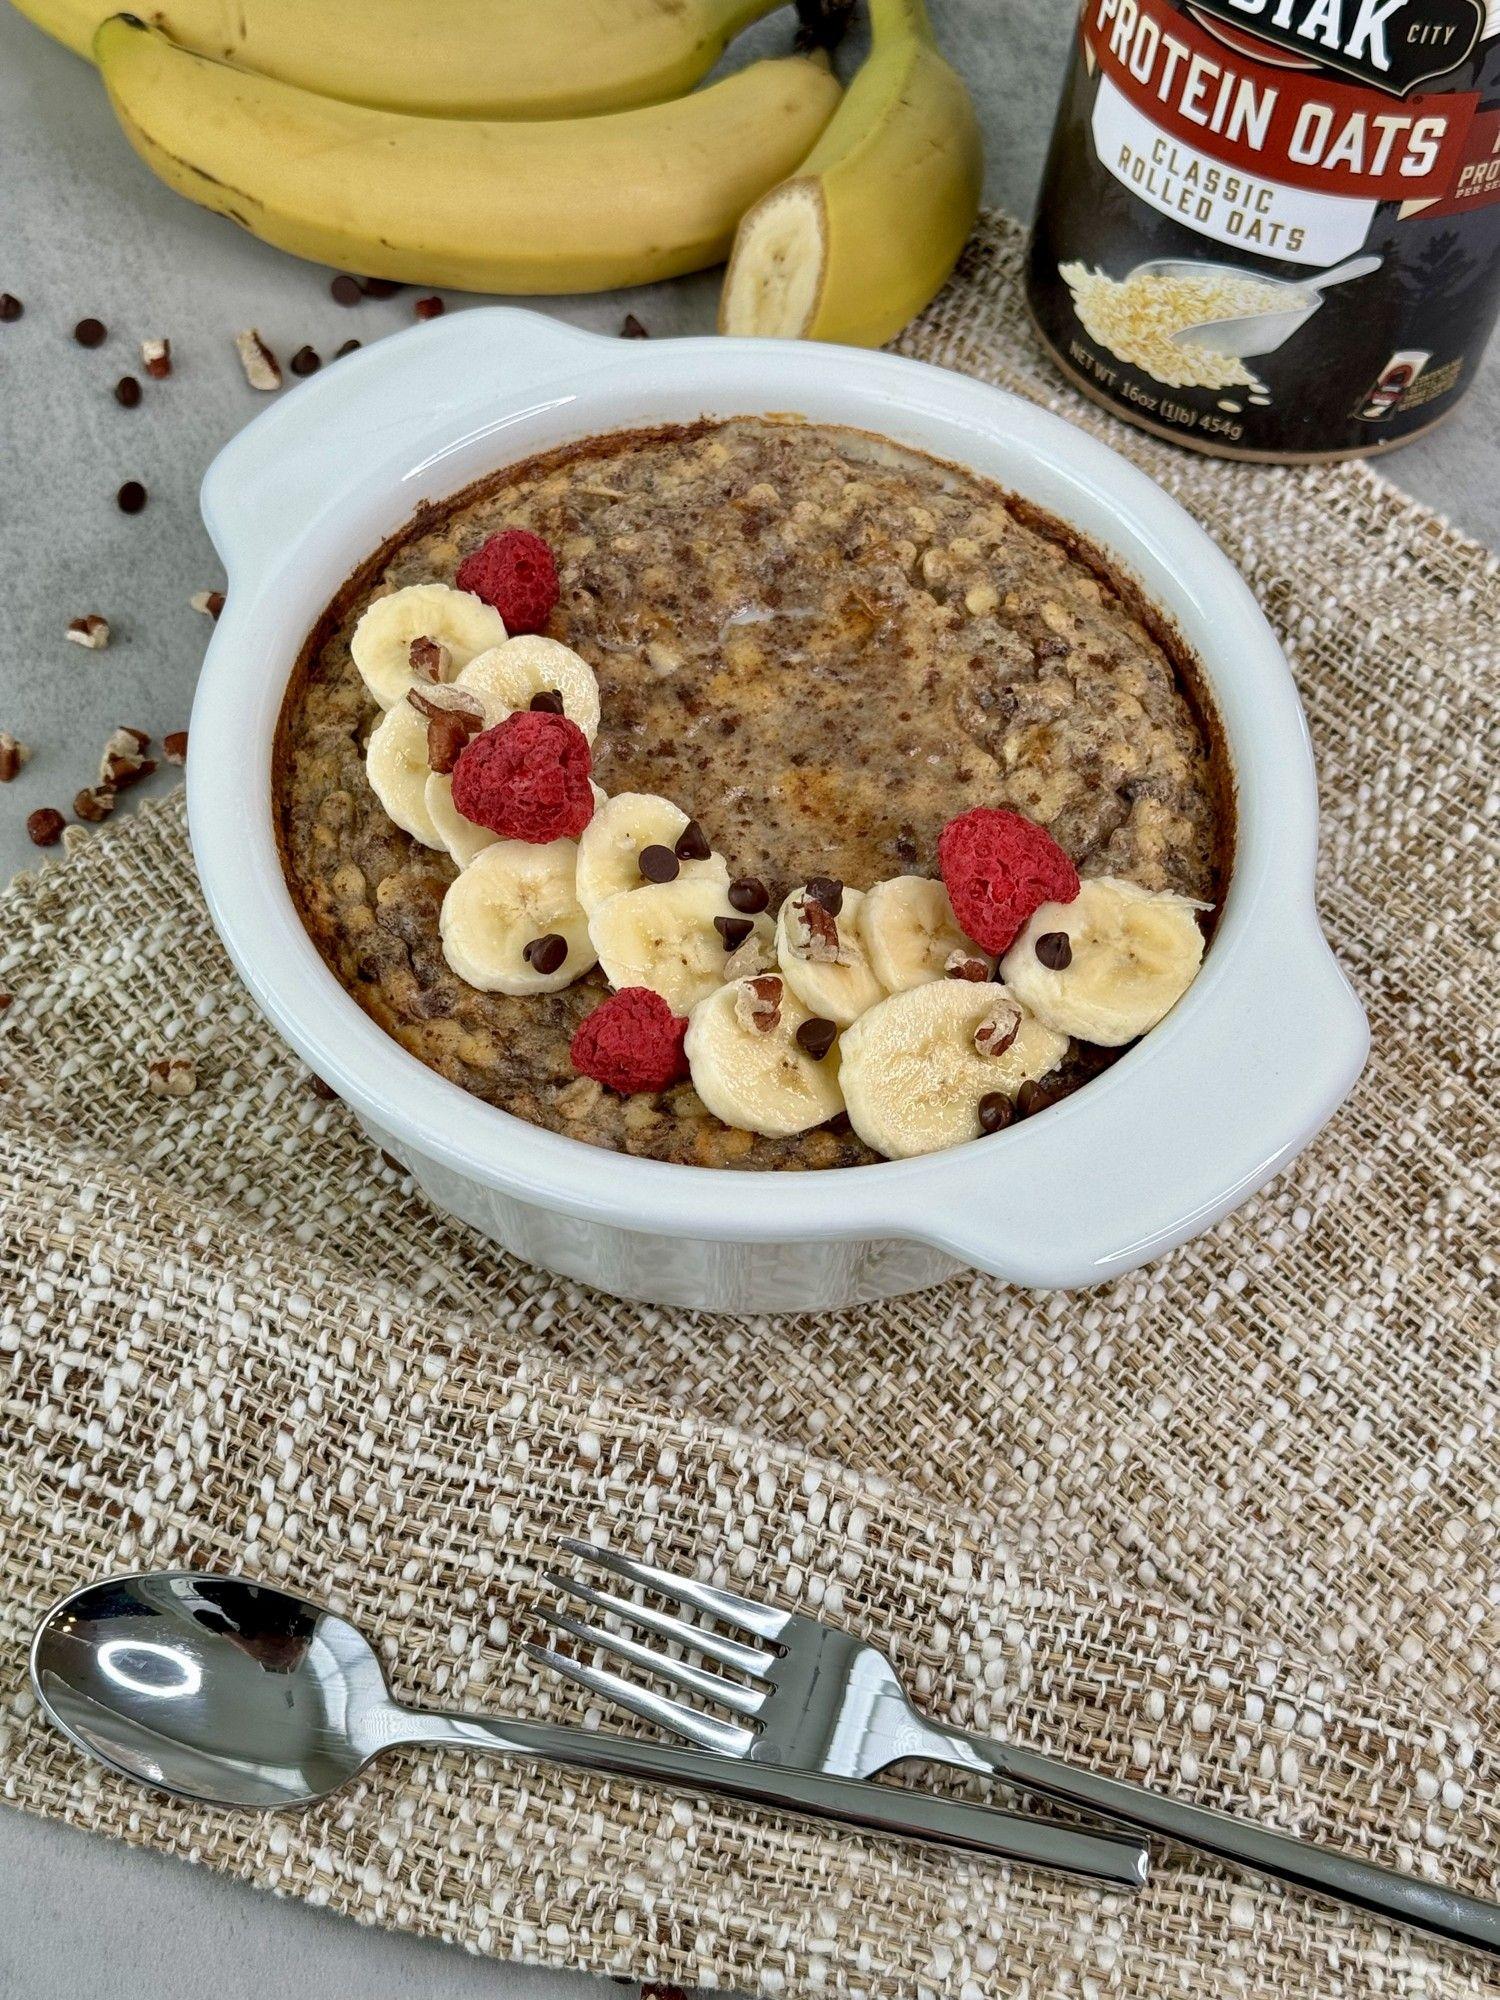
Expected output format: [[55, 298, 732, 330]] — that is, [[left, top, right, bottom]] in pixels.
[[1, 213, 1496, 1998]]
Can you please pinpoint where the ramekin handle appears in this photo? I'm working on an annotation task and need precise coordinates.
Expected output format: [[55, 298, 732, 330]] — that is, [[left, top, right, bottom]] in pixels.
[[920, 918, 1368, 1289], [200, 309, 613, 583]]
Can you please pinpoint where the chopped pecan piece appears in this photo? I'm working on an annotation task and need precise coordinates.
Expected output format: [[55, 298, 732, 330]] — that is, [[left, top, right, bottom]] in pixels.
[[163, 730, 188, 765], [407, 634, 450, 681], [0, 732, 30, 782], [191, 589, 225, 620], [73, 785, 116, 822], [65, 614, 110, 650], [99, 726, 155, 791], [974, 995, 1023, 1059], [234, 328, 282, 391], [945, 948, 990, 982], [147, 1055, 198, 1097], [722, 929, 774, 980], [785, 888, 846, 965], [734, 974, 783, 1034], [406, 684, 484, 774], [141, 337, 172, 379]]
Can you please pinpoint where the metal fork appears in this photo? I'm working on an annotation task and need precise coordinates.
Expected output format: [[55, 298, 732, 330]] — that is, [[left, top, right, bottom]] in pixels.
[[530, 1539, 1500, 1956]]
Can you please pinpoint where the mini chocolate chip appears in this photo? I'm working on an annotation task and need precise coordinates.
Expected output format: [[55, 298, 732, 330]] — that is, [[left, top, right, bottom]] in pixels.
[[414, 295, 445, 320], [638, 843, 680, 883], [728, 876, 769, 914], [805, 875, 843, 914], [1035, 930, 1072, 970], [289, 344, 321, 376], [113, 374, 141, 406], [116, 480, 147, 514], [360, 276, 400, 298], [1015, 1079, 1056, 1119], [528, 689, 565, 714], [714, 915, 754, 949], [675, 818, 711, 861], [978, 1091, 1013, 1135], [0, 293, 22, 322], [330, 274, 363, 306], [825, 1110, 853, 1136], [522, 933, 568, 974], [795, 1017, 837, 1060], [334, 338, 362, 359], [620, 312, 650, 339], [74, 316, 106, 347]]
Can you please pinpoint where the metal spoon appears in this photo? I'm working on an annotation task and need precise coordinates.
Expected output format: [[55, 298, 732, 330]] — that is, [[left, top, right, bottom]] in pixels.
[[29, 1570, 1150, 1883], [1139, 251, 1384, 358]]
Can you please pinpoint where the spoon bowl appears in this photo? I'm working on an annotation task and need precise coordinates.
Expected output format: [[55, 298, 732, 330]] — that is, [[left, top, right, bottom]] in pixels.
[[30, 1571, 394, 1807]]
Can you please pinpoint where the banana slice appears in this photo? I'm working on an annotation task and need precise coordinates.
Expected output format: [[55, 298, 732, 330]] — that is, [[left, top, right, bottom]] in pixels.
[[839, 980, 1068, 1160], [590, 876, 770, 1015], [365, 702, 446, 849], [686, 976, 845, 1139], [1000, 875, 1207, 1046], [351, 583, 507, 709], [456, 634, 601, 742], [775, 884, 885, 1027], [425, 771, 497, 868], [857, 875, 992, 991], [438, 838, 595, 995], [574, 791, 728, 912]]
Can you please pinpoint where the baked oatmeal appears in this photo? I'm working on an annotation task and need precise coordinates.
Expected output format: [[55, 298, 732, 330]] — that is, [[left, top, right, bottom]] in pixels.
[[276, 417, 1229, 1169]]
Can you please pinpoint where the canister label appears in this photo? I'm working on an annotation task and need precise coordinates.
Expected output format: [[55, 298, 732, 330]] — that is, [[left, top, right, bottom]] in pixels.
[[1027, 0, 1500, 457]]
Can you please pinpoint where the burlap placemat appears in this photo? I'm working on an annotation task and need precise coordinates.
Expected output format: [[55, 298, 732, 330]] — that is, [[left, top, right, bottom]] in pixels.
[[1, 213, 1496, 1997]]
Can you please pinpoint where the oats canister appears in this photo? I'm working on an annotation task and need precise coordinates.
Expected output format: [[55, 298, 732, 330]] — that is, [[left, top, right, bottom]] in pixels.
[[1025, 0, 1500, 459]]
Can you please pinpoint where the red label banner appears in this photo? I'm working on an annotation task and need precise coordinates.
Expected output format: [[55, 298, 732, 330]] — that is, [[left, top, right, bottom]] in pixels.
[[1081, 0, 1479, 200]]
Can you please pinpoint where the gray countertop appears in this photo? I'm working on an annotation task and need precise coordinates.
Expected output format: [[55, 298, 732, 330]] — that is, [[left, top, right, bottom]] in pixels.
[[0, 0, 1495, 1992]]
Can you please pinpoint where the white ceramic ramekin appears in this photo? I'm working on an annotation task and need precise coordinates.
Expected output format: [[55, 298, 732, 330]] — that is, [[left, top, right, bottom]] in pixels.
[[189, 309, 1367, 1313]]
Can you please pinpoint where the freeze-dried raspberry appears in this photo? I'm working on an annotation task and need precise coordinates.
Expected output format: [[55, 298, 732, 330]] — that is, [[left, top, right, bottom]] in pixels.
[[570, 988, 689, 1095], [450, 709, 593, 842], [455, 529, 559, 633], [938, 807, 1079, 955]]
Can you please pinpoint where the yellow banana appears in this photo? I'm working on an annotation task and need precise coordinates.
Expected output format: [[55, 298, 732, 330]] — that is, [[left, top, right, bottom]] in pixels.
[[94, 16, 841, 295], [11, 0, 788, 117], [720, 0, 981, 347]]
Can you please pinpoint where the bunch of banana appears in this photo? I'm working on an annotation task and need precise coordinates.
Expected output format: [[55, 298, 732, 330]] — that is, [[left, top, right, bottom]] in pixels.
[[13, 0, 796, 117], [720, 0, 983, 345], [89, 14, 842, 293]]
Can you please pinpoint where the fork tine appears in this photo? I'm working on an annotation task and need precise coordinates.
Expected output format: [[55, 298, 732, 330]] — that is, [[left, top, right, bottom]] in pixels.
[[526, 1642, 757, 1757], [542, 1568, 776, 1680], [536, 1602, 767, 1719], [558, 1537, 792, 1641]]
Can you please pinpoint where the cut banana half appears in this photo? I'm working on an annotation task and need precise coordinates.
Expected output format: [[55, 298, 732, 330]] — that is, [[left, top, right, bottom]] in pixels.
[[857, 875, 991, 991], [366, 702, 446, 849], [425, 771, 497, 869], [839, 980, 1068, 1159], [718, 0, 982, 349], [686, 977, 845, 1139], [574, 792, 727, 912], [1000, 875, 1208, 1046], [775, 885, 885, 1028], [590, 876, 769, 1016], [456, 635, 601, 742], [351, 583, 508, 710], [438, 838, 595, 996]]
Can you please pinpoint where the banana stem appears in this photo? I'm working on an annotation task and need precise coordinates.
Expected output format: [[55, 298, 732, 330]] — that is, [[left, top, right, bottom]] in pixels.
[[793, 0, 857, 50]]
